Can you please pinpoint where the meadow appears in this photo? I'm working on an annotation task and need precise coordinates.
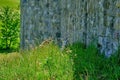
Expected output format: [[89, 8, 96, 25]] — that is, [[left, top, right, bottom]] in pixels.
[[0, 0, 120, 80], [0, 42, 120, 80]]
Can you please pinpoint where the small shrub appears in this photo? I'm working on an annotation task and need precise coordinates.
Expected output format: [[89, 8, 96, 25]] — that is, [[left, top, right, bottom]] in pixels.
[[0, 6, 20, 49]]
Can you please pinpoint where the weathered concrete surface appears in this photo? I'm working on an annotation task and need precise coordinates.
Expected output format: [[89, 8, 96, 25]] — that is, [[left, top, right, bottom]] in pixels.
[[21, 0, 120, 57]]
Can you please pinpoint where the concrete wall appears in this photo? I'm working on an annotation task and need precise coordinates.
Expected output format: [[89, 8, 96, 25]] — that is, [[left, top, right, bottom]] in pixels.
[[21, 0, 120, 57]]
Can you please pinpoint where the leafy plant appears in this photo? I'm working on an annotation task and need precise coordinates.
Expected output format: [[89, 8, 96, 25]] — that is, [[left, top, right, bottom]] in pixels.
[[0, 6, 20, 49]]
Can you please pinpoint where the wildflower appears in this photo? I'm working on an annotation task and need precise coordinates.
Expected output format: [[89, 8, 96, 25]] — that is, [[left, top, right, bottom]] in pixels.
[[66, 48, 72, 53]]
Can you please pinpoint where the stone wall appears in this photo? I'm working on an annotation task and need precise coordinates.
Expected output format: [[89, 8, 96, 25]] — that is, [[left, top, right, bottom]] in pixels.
[[21, 0, 120, 57]]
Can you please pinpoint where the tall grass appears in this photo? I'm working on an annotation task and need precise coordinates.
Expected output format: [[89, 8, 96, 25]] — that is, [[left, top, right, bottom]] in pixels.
[[0, 42, 73, 80], [69, 42, 120, 80], [0, 42, 120, 80]]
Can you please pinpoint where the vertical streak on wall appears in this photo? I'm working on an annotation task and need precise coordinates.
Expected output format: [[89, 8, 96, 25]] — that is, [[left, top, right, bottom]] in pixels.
[[116, 0, 120, 45], [20, 0, 27, 49], [103, 0, 108, 29], [20, 0, 24, 49], [83, 0, 88, 48], [47, 0, 61, 46], [60, 0, 67, 44], [110, 0, 115, 54]]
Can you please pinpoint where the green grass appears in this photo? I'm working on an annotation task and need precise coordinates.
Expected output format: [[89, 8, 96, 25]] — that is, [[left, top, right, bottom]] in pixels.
[[0, 42, 120, 80], [0, 0, 19, 8], [0, 42, 73, 80], [0, 0, 120, 79], [69, 43, 120, 80]]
